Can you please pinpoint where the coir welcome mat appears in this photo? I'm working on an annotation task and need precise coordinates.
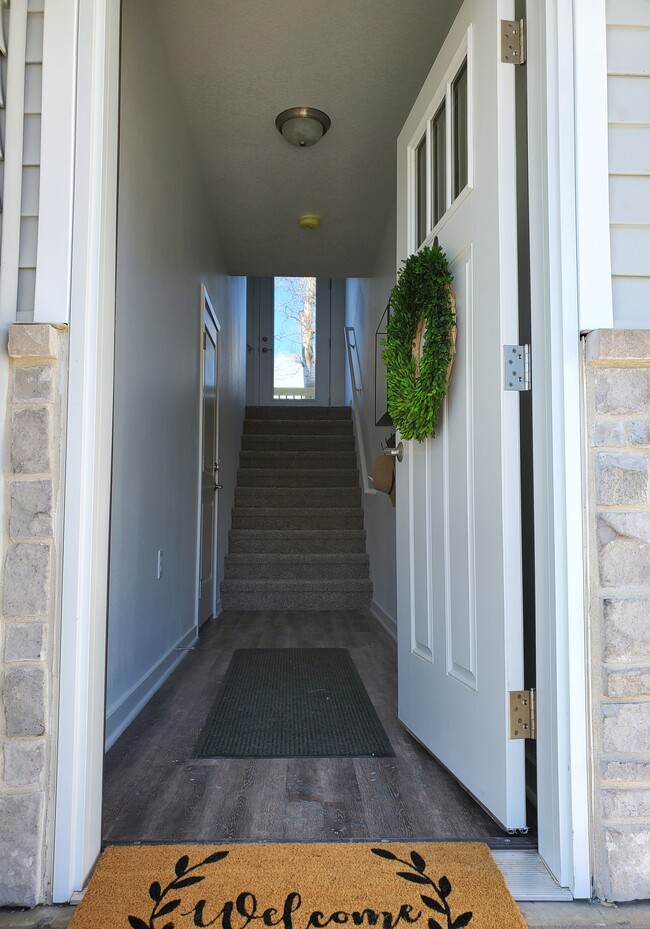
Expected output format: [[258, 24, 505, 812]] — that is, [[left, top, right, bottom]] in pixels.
[[195, 649, 394, 758], [68, 842, 526, 929]]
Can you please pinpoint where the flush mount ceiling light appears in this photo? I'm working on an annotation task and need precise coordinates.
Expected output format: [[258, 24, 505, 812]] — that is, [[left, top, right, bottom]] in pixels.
[[275, 107, 331, 147]]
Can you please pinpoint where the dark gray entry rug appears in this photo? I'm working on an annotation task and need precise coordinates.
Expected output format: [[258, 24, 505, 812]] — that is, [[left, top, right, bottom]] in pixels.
[[195, 648, 394, 758]]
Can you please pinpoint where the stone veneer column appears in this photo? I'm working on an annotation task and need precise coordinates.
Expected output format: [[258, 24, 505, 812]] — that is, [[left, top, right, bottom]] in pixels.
[[585, 330, 650, 902], [0, 324, 67, 906]]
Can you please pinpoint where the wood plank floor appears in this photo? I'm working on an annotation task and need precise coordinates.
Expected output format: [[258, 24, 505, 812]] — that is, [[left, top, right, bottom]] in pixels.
[[103, 610, 535, 846]]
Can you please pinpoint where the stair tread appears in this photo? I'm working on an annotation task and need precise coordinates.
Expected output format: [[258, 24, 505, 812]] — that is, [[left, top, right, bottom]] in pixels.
[[235, 489, 360, 507], [225, 553, 369, 561], [221, 578, 372, 590], [232, 507, 363, 516], [229, 528, 366, 536], [245, 406, 351, 419]]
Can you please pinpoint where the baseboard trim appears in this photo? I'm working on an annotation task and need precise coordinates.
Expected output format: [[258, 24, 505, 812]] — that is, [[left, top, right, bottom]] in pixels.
[[105, 625, 198, 750], [370, 599, 397, 641]]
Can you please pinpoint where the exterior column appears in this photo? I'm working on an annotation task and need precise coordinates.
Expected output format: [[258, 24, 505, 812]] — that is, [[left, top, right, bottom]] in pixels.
[[0, 323, 67, 905], [585, 329, 650, 901]]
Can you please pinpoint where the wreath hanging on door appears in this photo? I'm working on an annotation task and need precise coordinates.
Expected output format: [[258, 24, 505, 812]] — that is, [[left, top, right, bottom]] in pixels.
[[382, 244, 457, 442]]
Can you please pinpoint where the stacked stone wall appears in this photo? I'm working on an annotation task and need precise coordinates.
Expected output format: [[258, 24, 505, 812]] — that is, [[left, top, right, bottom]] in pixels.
[[0, 324, 67, 905], [585, 330, 650, 901]]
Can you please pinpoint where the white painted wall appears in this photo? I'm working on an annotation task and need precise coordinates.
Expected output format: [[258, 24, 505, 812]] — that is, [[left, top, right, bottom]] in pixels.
[[345, 205, 398, 634], [105, 0, 246, 747], [607, 0, 650, 328]]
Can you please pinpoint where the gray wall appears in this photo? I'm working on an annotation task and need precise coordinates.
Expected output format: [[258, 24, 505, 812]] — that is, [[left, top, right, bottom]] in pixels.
[[106, 0, 246, 746], [345, 206, 398, 630]]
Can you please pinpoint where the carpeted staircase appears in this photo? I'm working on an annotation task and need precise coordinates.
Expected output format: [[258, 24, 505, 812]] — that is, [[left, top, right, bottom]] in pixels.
[[221, 406, 372, 610]]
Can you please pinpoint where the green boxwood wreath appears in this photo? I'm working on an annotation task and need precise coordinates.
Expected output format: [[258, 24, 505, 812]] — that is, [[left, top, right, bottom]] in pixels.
[[382, 244, 456, 442]]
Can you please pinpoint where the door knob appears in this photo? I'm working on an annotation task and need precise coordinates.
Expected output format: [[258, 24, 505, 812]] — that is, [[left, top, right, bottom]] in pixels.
[[383, 442, 404, 462], [262, 347, 271, 353], [213, 483, 224, 490]]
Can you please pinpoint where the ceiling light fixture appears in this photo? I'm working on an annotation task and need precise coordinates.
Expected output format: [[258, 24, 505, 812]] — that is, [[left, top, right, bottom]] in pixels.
[[275, 107, 331, 147]]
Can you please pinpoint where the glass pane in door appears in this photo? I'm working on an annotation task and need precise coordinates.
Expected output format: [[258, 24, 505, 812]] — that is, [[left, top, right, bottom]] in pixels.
[[416, 135, 427, 247], [431, 102, 446, 225], [452, 60, 468, 199], [273, 277, 317, 400]]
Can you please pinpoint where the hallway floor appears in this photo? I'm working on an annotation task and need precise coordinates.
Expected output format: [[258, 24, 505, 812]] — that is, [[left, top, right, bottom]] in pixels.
[[103, 610, 533, 845]]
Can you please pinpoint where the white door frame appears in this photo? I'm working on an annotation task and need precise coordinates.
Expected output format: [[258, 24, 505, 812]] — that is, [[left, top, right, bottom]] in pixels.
[[50, 0, 121, 902], [50, 0, 602, 901], [197, 285, 222, 624]]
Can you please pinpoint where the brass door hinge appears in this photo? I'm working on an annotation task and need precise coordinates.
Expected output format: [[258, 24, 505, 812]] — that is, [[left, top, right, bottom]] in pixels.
[[509, 689, 536, 740], [501, 19, 527, 65]]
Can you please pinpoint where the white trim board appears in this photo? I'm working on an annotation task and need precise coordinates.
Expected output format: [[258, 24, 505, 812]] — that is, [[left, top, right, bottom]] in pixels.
[[104, 627, 198, 750], [525, 0, 591, 898], [370, 599, 397, 641], [52, 0, 121, 904]]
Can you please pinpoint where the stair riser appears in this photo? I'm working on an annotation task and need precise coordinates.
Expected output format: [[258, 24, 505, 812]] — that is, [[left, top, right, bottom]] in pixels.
[[221, 590, 372, 610], [228, 533, 367, 555], [240, 452, 357, 469], [241, 435, 355, 452], [232, 514, 364, 530], [234, 488, 361, 508], [244, 420, 353, 436], [246, 406, 351, 420], [224, 562, 370, 580], [237, 469, 359, 487]]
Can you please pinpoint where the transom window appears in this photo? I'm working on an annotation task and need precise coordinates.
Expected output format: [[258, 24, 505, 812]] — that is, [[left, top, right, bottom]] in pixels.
[[414, 49, 470, 248]]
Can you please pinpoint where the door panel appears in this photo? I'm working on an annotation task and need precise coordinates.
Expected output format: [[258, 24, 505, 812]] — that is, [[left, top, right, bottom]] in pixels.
[[396, 0, 526, 830]]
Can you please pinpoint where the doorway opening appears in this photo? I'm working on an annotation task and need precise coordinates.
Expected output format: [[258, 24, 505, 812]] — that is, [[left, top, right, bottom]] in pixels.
[[92, 0, 571, 903], [246, 278, 347, 408]]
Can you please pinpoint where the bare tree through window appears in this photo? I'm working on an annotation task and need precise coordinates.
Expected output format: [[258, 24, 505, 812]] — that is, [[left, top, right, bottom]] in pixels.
[[273, 277, 316, 399]]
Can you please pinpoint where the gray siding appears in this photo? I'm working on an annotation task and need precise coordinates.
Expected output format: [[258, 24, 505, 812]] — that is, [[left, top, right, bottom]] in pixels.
[[0, 0, 43, 323], [607, 0, 650, 327], [17, 0, 43, 322]]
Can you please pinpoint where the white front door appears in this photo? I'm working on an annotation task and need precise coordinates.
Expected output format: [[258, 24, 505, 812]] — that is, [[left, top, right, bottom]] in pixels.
[[251, 277, 331, 405], [199, 290, 220, 625], [395, 0, 526, 830]]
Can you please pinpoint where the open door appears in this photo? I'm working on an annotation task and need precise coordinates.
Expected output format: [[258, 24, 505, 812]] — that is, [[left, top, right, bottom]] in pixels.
[[248, 277, 332, 405], [395, 0, 526, 830]]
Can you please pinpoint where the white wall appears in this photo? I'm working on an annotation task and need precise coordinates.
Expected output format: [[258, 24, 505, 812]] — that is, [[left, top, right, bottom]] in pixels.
[[105, 0, 246, 747], [346, 205, 398, 633], [607, 0, 650, 328]]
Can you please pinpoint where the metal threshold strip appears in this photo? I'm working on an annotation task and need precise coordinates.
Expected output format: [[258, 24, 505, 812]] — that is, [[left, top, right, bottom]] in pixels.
[[491, 849, 574, 901]]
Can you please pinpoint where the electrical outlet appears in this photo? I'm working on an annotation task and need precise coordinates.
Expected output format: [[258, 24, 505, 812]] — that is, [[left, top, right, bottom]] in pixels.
[[157, 550, 163, 579]]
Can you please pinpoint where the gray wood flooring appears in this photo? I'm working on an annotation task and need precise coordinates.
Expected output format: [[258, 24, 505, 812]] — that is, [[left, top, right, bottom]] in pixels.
[[102, 610, 534, 847]]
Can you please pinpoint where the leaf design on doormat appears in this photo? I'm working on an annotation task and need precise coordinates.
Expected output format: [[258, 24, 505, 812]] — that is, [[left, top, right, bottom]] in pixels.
[[370, 848, 473, 929], [127, 849, 229, 929]]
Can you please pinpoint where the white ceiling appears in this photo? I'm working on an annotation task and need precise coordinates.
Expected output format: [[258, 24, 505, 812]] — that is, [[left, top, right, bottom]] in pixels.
[[151, 1, 460, 278]]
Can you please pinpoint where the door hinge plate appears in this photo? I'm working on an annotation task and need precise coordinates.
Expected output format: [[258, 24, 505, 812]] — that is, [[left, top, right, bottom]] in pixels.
[[504, 344, 531, 391], [509, 689, 536, 740], [501, 19, 526, 65]]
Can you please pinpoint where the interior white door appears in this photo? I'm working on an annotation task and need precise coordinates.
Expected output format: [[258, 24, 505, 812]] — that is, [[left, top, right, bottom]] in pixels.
[[199, 298, 220, 625], [395, 0, 526, 829]]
